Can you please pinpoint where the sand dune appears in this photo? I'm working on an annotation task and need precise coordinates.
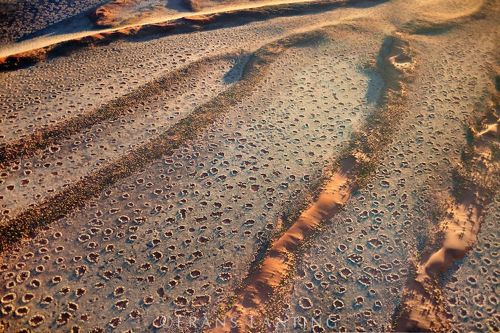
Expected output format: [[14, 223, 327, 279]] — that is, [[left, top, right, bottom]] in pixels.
[[0, 0, 498, 332], [0, 0, 351, 61]]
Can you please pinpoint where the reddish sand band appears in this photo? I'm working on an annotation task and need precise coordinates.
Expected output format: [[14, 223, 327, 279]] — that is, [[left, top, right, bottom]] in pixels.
[[210, 160, 354, 332]]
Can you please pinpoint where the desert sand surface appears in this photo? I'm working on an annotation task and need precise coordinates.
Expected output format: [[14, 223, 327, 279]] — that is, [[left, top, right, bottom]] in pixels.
[[0, 0, 498, 332]]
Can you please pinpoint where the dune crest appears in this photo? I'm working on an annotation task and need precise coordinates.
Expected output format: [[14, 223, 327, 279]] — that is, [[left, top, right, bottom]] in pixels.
[[395, 89, 499, 332], [209, 165, 353, 332]]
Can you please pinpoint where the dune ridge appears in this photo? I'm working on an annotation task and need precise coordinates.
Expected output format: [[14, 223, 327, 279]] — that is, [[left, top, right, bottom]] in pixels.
[[0, 31, 325, 252], [208, 28, 415, 332], [0, 53, 240, 166], [0, 0, 379, 71], [395, 85, 499, 332]]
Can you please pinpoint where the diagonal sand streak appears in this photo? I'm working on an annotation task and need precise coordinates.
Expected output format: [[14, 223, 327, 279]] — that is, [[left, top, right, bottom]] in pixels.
[[0, 0, 370, 59], [395, 90, 499, 333], [209, 161, 354, 332], [0, 30, 328, 252], [208, 30, 415, 333], [0, 53, 241, 166]]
